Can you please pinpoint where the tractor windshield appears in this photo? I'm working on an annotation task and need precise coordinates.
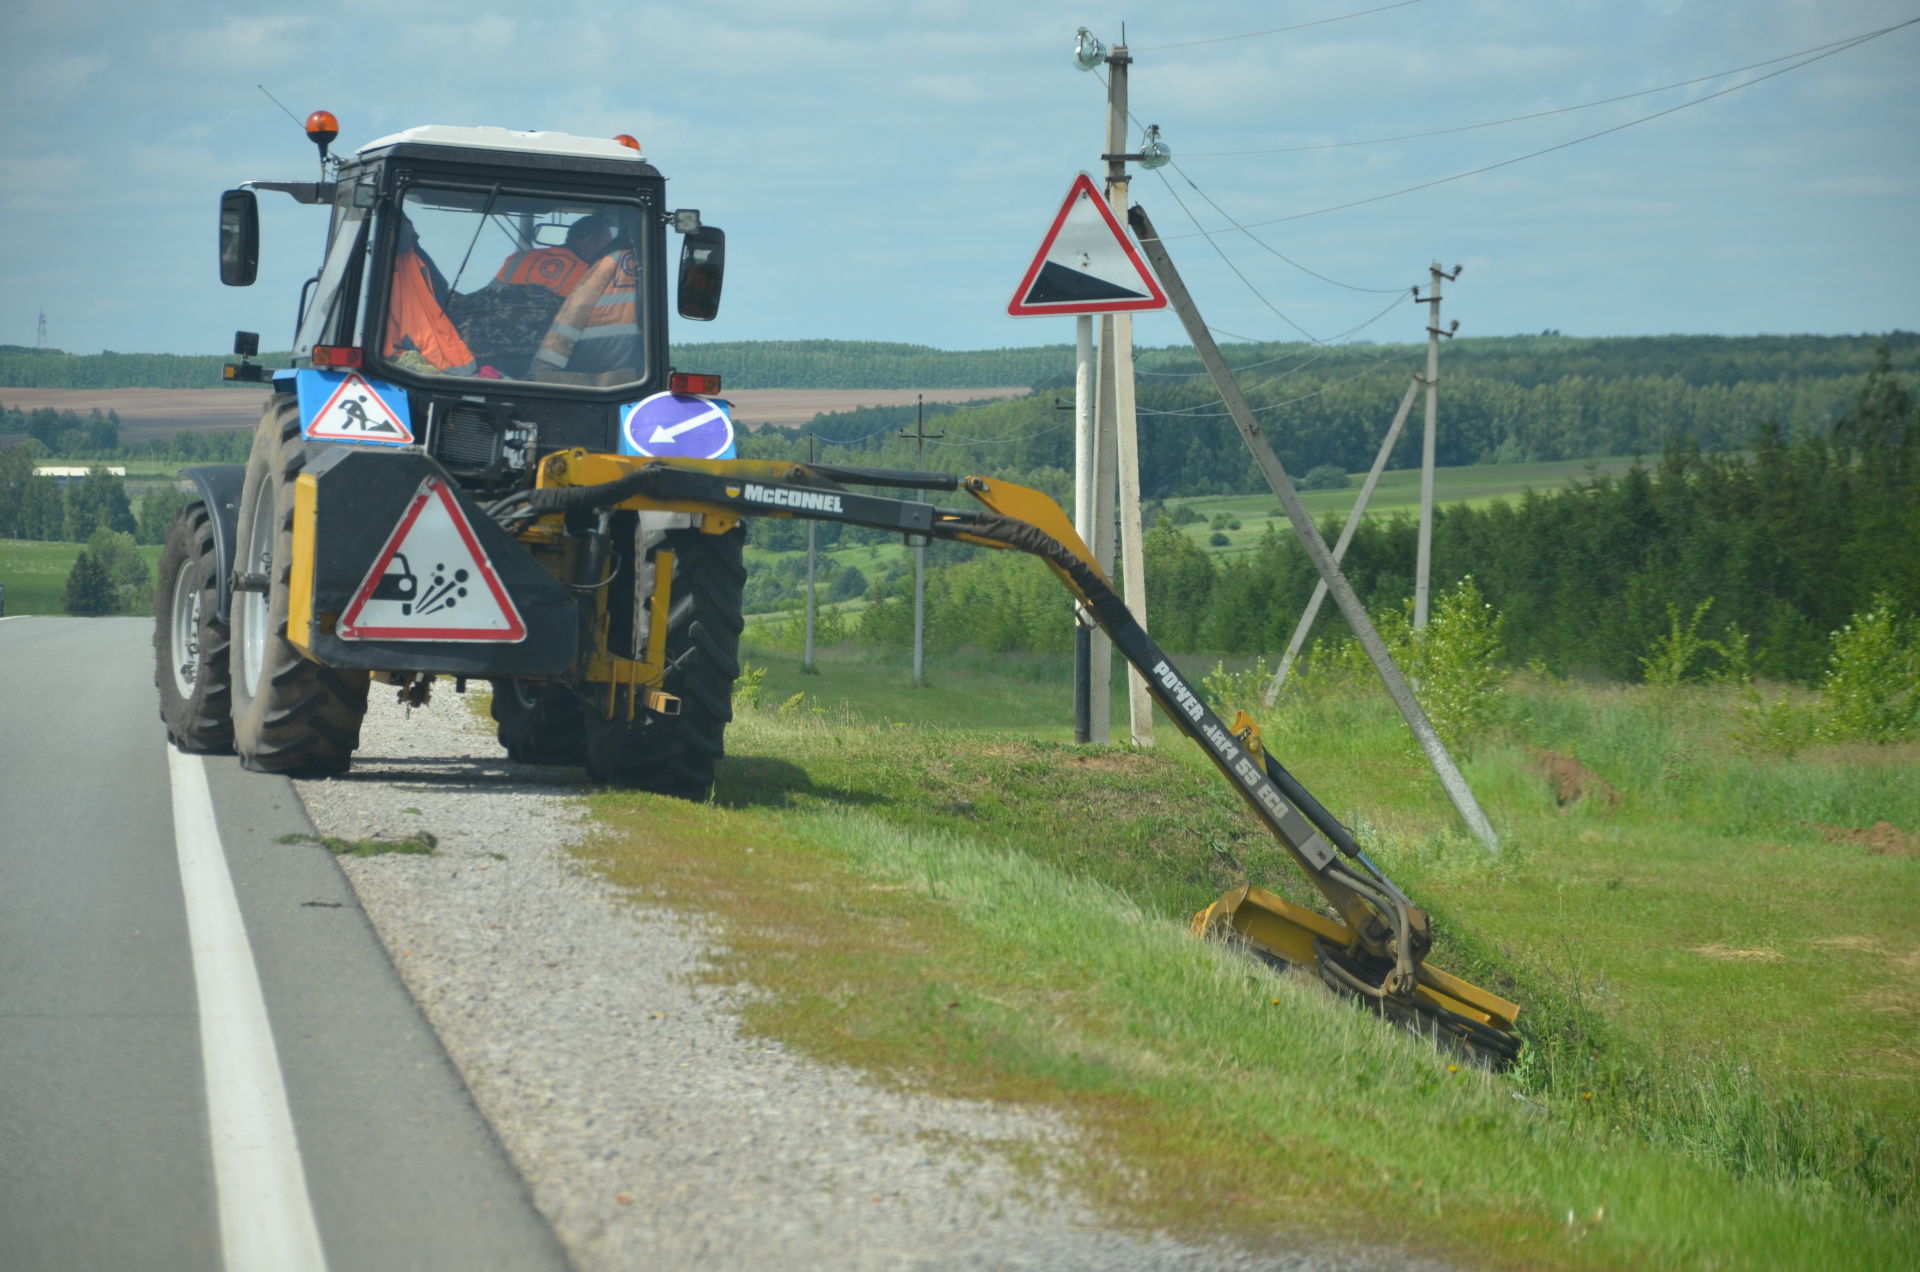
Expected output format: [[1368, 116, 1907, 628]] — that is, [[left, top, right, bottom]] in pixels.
[[380, 185, 647, 388]]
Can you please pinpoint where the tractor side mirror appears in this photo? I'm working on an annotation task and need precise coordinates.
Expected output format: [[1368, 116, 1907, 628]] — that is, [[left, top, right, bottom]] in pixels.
[[219, 189, 260, 287], [676, 226, 724, 321]]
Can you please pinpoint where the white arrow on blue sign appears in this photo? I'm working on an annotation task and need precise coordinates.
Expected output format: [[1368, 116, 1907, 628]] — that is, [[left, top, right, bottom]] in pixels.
[[618, 392, 738, 459]]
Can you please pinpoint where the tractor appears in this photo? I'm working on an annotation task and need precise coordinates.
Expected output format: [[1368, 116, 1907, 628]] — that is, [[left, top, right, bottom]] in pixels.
[[154, 113, 1522, 1065]]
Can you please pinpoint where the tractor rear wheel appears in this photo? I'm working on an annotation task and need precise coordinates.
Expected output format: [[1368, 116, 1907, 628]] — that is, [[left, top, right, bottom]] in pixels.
[[490, 678, 587, 765], [583, 520, 745, 799], [230, 397, 370, 775], [153, 501, 234, 753]]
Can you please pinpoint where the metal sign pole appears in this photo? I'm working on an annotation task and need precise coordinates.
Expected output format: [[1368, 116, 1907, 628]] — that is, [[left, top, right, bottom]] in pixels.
[[1073, 314, 1094, 742]]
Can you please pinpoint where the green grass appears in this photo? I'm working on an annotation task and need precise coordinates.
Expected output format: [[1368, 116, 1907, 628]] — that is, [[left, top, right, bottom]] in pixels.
[[0, 538, 165, 616], [276, 830, 438, 857], [1166, 456, 1642, 558], [574, 643, 1918, 1268]]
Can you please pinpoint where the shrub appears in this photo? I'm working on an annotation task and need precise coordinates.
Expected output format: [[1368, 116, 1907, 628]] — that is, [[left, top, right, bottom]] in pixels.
[[1300, 464, 1351, 491], [61, 550, 115, 615], [1816, 596, 1919, 742], [1207, 531, 1230, 547], [1304, 576, 1508, 753]]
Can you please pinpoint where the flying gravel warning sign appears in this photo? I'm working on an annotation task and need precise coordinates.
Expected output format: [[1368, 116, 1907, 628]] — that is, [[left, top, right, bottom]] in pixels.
[[337, 477, 526, 642], [1007, 173, 1167, 317]]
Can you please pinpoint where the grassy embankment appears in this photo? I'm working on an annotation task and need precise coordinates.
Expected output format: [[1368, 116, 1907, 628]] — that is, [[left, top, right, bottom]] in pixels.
[[577, 644, 1918, 1269], [0, 539, 163, 615]]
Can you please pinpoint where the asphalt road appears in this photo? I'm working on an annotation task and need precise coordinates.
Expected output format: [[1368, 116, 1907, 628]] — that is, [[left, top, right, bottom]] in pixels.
[[0, 616, 568, 1271]]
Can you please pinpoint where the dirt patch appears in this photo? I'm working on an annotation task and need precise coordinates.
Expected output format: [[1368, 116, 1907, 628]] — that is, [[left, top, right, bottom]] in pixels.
[[1690, 944, 1786, 963], [0, 387, 269, 440], [1534, 749, 1622, 809], [1820, 821, 1917, 857]]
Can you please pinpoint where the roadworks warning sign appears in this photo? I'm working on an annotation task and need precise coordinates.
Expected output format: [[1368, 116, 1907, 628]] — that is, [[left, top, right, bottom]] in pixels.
[[300, 369, 415, 445], [337, 477, 525, 641]]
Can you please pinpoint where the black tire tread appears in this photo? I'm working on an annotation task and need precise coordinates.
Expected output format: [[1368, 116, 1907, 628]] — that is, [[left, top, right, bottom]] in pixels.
[[584, 523, 746, 798], [153, 502, 235, 752], [490, 679, 588, 765]]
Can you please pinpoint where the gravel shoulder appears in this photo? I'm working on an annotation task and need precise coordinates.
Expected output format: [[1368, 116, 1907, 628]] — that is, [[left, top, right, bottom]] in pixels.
[[295, 692, 1438, 1271]]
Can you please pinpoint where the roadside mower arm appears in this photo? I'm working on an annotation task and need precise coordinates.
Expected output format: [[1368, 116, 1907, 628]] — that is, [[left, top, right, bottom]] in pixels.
[[525, 454, 1520, 1061]]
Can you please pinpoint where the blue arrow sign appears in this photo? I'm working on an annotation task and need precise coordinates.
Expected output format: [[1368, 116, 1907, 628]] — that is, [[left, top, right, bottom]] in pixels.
[[619, 392, 737, 459]]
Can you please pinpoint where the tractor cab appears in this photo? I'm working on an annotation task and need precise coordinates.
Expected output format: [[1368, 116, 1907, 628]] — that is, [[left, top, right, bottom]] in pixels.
[[219, 124, 724, 489]]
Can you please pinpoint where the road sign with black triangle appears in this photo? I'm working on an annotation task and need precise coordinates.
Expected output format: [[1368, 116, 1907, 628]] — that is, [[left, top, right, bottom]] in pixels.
[[1007, 173, 1168, 317]]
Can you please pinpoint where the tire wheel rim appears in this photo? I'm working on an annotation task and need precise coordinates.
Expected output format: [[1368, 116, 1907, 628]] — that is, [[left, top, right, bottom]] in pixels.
[[170, 557, 201, 698], [238, 473, 273, 693]]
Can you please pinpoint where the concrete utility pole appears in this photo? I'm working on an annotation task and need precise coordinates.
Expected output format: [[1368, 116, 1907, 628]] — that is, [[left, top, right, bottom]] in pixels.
[[1264, 374, 1423, 704], [1103, 41, 1153, 747], [899, 395, 943, 688], [1132, 205, 1499, 854], [1413, 262, 1460, 631]]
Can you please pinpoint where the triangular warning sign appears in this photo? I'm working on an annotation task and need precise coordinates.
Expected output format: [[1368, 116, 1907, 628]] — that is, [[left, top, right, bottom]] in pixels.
[[337, 478, 526, 642], [307, 372, 414, 443], [1008, 173, 1168, 317]]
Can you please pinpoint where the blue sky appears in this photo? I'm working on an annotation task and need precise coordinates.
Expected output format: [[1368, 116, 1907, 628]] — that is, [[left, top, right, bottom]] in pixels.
[[2, 0, 1915, 357]]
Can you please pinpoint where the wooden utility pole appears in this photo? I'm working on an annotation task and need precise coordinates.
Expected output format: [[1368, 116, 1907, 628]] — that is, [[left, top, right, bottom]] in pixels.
[[1413, 262, 1460, 631], [899, 394, 943, 688], [1133, 205, 1499, 854]]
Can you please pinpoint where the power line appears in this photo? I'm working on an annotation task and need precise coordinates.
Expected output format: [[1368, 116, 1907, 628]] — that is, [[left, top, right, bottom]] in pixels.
[[1181, 22, 1919, 156], [1092, 70, 1408, 297], [1138, 351, 1418, 419], [1161, 160, 1411, 294], [1149, 159, 1415, 348], [1152, 19, 1918, 239], [1135, 0, 1424, 52]]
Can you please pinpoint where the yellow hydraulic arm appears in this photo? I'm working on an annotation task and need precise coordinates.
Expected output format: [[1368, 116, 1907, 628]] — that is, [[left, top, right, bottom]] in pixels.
[[522, 453, 1521, 1063]]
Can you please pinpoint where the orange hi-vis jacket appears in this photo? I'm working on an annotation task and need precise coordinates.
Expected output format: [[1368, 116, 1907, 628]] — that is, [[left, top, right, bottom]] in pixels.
[[533, 250, 638, 373], [494, 246, 591, 298], [385, 247, 477, 374]]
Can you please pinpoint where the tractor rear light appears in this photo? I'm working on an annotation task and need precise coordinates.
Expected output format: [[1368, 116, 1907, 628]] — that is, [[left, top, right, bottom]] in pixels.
[[670, 372, 721, 396], [312, 345, 363, 370]]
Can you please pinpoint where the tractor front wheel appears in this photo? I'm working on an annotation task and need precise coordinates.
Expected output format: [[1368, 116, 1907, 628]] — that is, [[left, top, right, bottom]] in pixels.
[[153, 500, 234, 753]]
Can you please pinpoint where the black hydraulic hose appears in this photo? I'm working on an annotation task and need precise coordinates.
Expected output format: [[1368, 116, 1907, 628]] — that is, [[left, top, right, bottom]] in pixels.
[[525, 468, 660, 514], [803, 464, 961, 491]]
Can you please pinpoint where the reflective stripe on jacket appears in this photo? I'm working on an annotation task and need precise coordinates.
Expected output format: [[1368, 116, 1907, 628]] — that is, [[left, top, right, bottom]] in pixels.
[[386, 247, 477, 374], [494, 247, 591, 297], [534, 250, 638, 373]]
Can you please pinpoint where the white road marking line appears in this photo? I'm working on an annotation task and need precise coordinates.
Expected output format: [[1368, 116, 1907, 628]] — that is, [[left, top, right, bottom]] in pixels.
[[168, 746, 330, 1272]]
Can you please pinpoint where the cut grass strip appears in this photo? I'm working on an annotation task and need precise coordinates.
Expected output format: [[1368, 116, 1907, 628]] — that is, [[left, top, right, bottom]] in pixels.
[[583, 706, 1918, 1270]]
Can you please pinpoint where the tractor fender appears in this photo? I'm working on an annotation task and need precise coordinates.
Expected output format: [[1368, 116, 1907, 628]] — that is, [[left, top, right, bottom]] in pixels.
[[178, 464, 247, 617]]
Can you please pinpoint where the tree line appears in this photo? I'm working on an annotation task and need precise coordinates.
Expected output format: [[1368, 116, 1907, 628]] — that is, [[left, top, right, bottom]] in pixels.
[[7, 331, 1910, 394], [0, 448, 187, 545], [744, 339, 1913, 494], [837, 349, 1918, 687]]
